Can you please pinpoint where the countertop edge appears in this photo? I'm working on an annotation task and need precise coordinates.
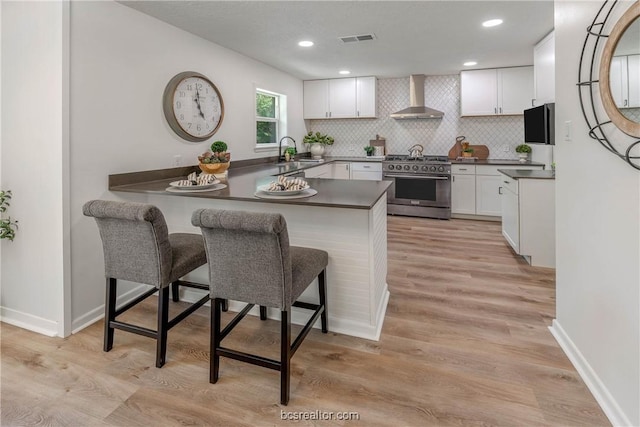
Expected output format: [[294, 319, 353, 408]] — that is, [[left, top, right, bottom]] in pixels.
[[497, 169, 556, 180]]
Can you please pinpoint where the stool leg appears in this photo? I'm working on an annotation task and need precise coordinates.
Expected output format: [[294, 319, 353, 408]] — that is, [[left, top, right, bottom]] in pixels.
[[104, 278, 117, 352], [280, 309, 291, 405], [318, 269, 328, 333], [171, 281, 180, 302], [221, 299, 229, 312], [156, 287, 169, 368], [260, 306, 267, 320], [211, 298, 222, 384]]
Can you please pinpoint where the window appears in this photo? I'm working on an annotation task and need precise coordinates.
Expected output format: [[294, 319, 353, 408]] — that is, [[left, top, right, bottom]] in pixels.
[[256, 90, 280, 146]]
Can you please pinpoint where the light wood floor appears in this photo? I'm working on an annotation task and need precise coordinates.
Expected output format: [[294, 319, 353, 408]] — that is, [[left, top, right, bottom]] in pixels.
[[1, 217, 610, 426]]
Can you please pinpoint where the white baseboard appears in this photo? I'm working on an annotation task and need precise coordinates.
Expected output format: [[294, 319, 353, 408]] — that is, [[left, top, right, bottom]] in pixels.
[[71, 284, 151, 334], [549, 319, 633, 427], [0, 306, 58, 337]]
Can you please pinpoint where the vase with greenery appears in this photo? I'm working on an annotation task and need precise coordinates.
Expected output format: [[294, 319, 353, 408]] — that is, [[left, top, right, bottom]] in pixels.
[[364, 146, 375, 156], [0, 190, 18, 241], [515, 144, 532, 162], [284, 146, 297, 162], [303, 132, 334, 159]]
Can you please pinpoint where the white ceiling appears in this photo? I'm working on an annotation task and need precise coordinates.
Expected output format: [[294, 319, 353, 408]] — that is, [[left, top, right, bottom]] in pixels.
[[119, 0, 554, 80]]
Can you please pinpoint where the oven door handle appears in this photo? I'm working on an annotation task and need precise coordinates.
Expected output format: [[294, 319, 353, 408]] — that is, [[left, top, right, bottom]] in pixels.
[[384, 174, 449, 180]]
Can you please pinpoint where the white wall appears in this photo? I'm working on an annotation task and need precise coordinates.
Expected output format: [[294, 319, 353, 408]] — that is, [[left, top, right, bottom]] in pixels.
[[552, 1, 640, 426], [69, 1, 306, 330], [0, 1, 69, 337]]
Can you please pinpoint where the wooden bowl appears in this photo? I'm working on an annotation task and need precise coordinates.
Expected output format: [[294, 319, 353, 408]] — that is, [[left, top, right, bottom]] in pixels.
[[199, 162, 230, 174]]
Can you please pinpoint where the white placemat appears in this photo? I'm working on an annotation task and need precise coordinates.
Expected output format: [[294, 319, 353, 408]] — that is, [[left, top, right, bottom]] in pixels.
[[165, 183, 227, 193], [253, 188, 317, 199]]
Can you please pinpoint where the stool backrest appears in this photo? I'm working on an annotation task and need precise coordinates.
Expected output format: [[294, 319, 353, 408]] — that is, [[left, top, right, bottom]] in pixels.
[[83, 200, 172, 288], [191, 209, 292, 309]]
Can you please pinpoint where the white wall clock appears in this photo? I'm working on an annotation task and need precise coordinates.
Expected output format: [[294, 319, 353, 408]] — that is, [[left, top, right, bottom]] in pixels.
[[162, 71, 224, 142]]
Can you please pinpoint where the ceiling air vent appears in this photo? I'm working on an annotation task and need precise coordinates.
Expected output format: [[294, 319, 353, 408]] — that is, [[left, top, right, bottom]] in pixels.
[[339, 34, 376, 43]]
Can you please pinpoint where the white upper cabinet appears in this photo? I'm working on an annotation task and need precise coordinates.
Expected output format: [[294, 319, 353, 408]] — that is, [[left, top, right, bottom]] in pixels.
[[460, 66, 533, 116], [611, 54, 640, 108], [356, 76, 378, 118], [303, 77, 377, 119], [533, 31, 555, 105]]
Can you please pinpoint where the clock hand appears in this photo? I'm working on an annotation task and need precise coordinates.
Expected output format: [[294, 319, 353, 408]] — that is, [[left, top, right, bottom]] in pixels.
[[194, 86, 206, 120]]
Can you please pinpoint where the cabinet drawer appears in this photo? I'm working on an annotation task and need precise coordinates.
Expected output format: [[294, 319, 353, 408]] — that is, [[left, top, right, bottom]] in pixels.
[[452, 165, 476, 175], [351, 162, 382, 172], [501, 175, 519, 195]]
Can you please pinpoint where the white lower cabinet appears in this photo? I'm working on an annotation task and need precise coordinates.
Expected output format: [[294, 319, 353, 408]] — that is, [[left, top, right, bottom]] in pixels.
[[451, 164, 544, 218], [452, 165, 476, 215], [331, 162, 351, 179], [304, 163, 332, 178], [350, 162, 382, 180], [500, 173, 555, 268]]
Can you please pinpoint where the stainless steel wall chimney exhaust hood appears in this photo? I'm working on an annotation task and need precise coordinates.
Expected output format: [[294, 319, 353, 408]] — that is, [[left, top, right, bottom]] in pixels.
[[390, 74, 444, 119]]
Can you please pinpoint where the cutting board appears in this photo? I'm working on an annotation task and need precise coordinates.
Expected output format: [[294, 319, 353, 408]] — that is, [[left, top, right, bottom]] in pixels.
[[448, 143, 490, 160]]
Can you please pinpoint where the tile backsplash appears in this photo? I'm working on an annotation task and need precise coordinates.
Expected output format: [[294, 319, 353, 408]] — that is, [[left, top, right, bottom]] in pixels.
[[308, 75, 527, 159]]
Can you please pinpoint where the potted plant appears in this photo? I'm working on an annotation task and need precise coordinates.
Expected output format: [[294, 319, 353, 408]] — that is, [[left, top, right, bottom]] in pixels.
[[364, 146, 375, 157], [0, 190, 18, 241], [462, 148, 474, 158], [515, 144, 532, 162], [284, 147, 297, 162], [198, 140, 231, 175], [303, 132, 334, 159]]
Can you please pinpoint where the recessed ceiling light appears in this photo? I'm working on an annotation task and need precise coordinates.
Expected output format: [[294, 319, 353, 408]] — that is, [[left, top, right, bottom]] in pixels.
[[339, 70, 351, 75], [482, 19, 503, 28], [298, 40, 314, 47], [463, 61, 478, 67]]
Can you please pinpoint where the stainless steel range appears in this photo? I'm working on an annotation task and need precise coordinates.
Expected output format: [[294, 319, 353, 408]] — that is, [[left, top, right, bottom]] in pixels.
[[383, 155, 452, 219]]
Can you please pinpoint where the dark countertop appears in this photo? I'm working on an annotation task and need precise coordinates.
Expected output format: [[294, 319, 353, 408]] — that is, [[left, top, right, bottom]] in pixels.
[[109, 162, 390, 210], [451, 159, 546, 166], [498, 169, 556, 180]]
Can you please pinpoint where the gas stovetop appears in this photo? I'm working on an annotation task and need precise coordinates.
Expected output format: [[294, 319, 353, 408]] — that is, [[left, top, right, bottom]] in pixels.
[[383, 155, 451, 174]]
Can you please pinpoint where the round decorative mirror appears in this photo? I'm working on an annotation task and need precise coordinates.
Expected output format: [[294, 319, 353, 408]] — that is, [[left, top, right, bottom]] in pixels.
[[599, 2, 640, 138]]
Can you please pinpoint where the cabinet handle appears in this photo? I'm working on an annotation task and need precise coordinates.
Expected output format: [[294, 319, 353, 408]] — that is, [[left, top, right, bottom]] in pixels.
[[624, 99, 628, 107], [459, 168, 467, 171], [494, 107, 497, 114], [532, 99, 535, 107], [357, 110, 360, 117], [363, 165, 370, 168], [452, 176, 455, 182], [503, 181, 509, 184], [499, 107, 503, 113], [346, 164, 349, 170], [325, 112, 328, 118], [498, 187, 503, 195], [329, 111, 332, 118]]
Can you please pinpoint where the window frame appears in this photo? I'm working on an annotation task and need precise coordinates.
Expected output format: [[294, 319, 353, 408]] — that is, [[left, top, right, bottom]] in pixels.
[[255, 88, 284, 150]]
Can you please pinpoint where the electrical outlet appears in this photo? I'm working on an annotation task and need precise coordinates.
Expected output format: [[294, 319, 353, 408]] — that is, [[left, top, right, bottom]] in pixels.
[[173, 155, 182, 167], [564, 121, 572, 142], [503, 144, 510, 153]]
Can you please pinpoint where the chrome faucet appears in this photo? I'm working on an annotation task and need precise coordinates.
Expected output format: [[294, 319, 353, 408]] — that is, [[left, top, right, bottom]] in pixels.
[[278, 136, 297, 161]]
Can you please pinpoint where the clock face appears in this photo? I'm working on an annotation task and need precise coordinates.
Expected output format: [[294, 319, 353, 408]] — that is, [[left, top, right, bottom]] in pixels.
[[163, 72, 224, 142]]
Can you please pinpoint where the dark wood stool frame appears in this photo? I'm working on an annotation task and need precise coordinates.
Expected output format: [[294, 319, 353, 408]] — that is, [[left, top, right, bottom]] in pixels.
[[210, 269, 328, 405], [104, 278, 210, 368]]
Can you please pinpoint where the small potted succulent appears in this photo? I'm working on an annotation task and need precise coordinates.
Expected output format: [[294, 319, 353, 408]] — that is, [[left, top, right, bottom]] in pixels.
[[515, 144, 532, 162], [462, 148, 474, 158], [198, 140, 231, 174], [303, 132, 334, 159], [364, 146, 375, 157]]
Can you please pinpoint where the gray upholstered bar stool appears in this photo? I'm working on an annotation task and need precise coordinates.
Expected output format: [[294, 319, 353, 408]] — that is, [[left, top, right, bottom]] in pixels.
[[83, 200, 210, 368], [191, 208, 328, 405]]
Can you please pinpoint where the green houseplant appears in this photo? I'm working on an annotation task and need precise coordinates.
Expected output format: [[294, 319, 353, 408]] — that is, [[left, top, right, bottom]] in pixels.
[[284, 146, 297, 161], [303, 132, 334, 159], [515, 144, 532, 162], [364, 146, 375, 156], [0, 190, 18, 241]]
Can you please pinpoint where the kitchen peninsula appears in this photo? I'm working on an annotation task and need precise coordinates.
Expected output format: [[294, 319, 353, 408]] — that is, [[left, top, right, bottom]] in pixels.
[[109, 162, 391, 341]]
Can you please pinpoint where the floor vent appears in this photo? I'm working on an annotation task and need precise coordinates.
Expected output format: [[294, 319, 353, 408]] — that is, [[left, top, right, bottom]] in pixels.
[[339, 34, 376, 43]]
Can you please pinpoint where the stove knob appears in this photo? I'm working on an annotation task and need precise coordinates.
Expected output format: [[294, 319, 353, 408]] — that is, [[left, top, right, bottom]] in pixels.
[[422, 166, 429, 171], [412, 165, 419, 171], [430, 166, 436, 172], [388, 165, 394, 170], [404, 165, 410, 171], [438, 166, 445, 172]]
